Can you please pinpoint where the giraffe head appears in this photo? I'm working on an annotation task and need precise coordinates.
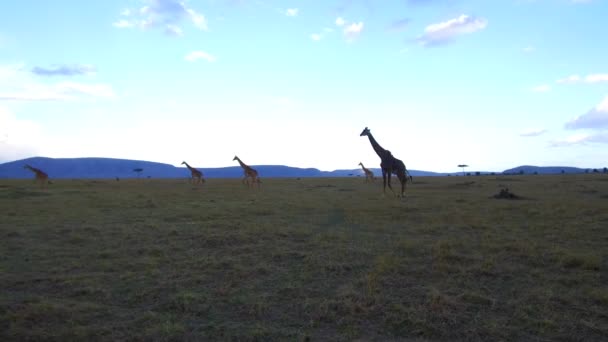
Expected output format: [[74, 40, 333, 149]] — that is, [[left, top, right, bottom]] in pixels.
[[181, 161, 186, 165], [232, 156, 239, 161], [358, 162, 363, 166], [360, 127, 370, 136]]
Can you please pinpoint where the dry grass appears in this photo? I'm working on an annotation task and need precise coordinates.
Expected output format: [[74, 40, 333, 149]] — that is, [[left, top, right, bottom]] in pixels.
[[1, 174, 607, 341]]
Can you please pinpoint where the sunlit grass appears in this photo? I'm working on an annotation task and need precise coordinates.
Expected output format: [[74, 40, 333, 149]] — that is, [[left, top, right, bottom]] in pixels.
[[1, 174, 607, 340]]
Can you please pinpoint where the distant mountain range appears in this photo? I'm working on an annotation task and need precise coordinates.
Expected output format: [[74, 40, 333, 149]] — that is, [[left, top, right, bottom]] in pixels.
[[0, 157, 602, 179]]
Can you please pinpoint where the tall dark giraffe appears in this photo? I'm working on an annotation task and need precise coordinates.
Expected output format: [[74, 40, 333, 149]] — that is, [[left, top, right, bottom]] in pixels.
[[24, 164, 49, 189], [181, 161, 205, 184], [360, 127, 409, 197], [233, 156, 260, 188], [358, 162, 375, 182]]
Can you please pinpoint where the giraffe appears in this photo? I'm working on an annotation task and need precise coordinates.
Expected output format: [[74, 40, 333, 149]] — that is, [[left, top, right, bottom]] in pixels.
[[24, 164, 49, 189], [233, 156, 260, 188], [360, 127, 409, 197], [181, 161, 205, 184], [358, 162, 375, 182]]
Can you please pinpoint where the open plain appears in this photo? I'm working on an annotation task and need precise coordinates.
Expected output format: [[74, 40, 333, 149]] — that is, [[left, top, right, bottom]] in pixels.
[[1, 175, 607, 341]]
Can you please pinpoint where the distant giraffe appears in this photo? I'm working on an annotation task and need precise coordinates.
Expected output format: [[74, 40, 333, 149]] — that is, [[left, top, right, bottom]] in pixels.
[[24, 164, 49, 189], [233, 156, 260, 188], [360, 127, 409, 197], [181, 161, 205, 184], [358, 162, 375, 182]]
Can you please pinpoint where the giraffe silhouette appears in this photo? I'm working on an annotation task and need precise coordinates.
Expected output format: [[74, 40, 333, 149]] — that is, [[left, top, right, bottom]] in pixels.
[[358, 162, 375, 182], [181, 161, 205, 184], [233, 156, 261, 188], [24, 164, 49, 189], [360, 127, 409, 197]]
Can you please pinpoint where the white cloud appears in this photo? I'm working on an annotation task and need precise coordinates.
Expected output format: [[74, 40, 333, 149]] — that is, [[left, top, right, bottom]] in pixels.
[[344, 22, 364, 40], [531, 84, 551, 93], [0, 63, 115, 101], [113, 0, 207, 36], [165, 24, 183, 36], [550, 133, 592, 146], [519, 128, 547, 137], [417, 14, 487, 46], [55, 82, 115, 98], [557, 73, 608, 84], [311, 17, 361, 42], [187, 8, 207, 30], [0, 106, 43, 162], [522, 46, 535, 53], [557, 74, 581, 84], [113, 19, 135, 28], [585, 74, 608, 83], [285, 8, 298, 17], [184, 51, 217, 62], [550, 132, 608, 147], [310, 28, 334, 42], [565, 95, 608, 129]]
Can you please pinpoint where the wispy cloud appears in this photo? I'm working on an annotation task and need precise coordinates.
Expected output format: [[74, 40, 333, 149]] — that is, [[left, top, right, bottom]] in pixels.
[[113, 0, 207, 36], [31, 64, 96, 77], [0, 106, 43, 162], [184, 51, 216, 62], [522, 45, 535, 53], [550, 132, 608, 146], [311, 17, 360, 42], [165, 24, 183, 36], [531, 84, 551, 93], [113, 19, 135, 28], [0, 63, 115, 101], [344, 22, 364, 40], [0, 83, 115, 101], [387, 18, 411, 32], [519, 128, 547, 137], [285, 8, 298, 17], [310, 28, 333, 42], [565, 96, 608, 129], [557, 73, 608, 84], [417, 14, 487, 47], [310, 33, 323, 42], [332, 17, 364, 41]]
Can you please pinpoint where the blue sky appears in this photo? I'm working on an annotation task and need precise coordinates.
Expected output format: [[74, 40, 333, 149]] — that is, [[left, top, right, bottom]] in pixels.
[[1, 0, 607, 172]]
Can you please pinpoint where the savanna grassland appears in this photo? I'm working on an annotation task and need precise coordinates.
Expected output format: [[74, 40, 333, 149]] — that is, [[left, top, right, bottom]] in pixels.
[[1, 174, 607, 341]]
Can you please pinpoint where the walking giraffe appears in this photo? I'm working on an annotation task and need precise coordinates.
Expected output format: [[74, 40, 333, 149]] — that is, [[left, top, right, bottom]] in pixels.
[[358, 162, 375, 182], [360, 127, 409, 197], [181, 161, 205, 184], [233, 156, 261, 188], [24, 164, 49, 189]]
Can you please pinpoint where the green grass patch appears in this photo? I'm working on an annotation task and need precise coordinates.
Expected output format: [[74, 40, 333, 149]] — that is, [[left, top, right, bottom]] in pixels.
[[1, 175, 607, 340]]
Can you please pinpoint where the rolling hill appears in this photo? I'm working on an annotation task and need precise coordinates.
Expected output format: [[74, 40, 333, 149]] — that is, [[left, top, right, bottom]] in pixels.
[[0, 157, 600, 179]]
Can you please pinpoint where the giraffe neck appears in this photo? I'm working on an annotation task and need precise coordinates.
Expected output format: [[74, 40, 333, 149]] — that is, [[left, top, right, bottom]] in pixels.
[[366, 133, 387, 158], [183, 162, 194, 171], [25, 165, 39, 173], [236, 158, 248, 169]]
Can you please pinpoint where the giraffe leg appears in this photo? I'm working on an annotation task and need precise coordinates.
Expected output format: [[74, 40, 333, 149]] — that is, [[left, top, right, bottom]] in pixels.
[[382, 170, 388, 195], [386, 169, 396, 196]]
